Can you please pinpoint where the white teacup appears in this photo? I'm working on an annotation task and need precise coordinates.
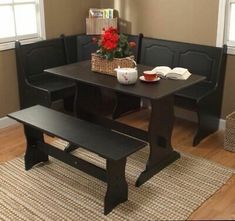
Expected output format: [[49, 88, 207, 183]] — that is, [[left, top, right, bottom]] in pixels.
[[114, 67, 138, 85]]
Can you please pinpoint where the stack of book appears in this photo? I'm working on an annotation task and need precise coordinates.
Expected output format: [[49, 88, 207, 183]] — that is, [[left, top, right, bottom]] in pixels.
[[86, 8, 117, 35], [89, 8, 114, 19]]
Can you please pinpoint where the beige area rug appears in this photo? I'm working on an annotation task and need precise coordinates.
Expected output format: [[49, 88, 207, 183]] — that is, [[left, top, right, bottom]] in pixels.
[[0, 139, 234, 221]]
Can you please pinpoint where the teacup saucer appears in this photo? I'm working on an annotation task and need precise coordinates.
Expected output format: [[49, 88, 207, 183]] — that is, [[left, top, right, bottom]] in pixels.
[[139, 75, 160, 83]]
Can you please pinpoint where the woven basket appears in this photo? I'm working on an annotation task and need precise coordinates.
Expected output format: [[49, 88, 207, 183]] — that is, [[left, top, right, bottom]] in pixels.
[[91, 53, 136, 76], [224, 111, 235, 152]]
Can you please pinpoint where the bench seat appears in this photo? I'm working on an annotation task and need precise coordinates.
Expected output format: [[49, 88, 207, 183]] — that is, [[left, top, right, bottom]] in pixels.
[[175, 82, 215, 102], [8, 105, 146, 214], [29, 73, 75, 101]]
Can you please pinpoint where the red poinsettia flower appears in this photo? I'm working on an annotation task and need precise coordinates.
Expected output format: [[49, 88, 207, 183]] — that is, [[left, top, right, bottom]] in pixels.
[[101, 27, 119, 51], [92, 37, 98, 43], [96, 27, 136, 60], [129, 41, 136, 48]]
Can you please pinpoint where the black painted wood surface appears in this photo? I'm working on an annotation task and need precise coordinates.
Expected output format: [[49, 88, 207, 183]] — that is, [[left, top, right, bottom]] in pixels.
[[15, 38, 76, 110], [44, 60, 205, 186], [44, 60, 205, 100], [139, 37, 227, 146], [8, 106, 142, 215], [8, 105, 146, 161]]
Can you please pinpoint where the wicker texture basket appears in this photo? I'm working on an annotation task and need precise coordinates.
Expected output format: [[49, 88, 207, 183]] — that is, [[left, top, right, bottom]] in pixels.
[[91, 53, 136, 76], [224, 111, 235, 152]]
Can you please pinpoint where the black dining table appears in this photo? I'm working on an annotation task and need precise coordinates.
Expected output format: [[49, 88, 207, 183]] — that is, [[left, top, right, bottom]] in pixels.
[[45, 60, 205, 187]]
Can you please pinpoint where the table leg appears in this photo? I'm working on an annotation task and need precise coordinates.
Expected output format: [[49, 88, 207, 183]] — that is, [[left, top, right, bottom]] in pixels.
[[136, 95, 180, 187], [73, 82, 93, 119], [74, 82, 108, 120], [112, 92, 141, 119]]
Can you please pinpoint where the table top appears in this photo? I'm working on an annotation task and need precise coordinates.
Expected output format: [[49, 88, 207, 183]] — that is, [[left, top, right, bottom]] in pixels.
[[45, 60, 205, 100]]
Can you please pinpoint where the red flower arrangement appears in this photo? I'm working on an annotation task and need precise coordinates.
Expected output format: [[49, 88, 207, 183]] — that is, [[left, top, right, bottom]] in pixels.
[[94, 27, 136, 60]]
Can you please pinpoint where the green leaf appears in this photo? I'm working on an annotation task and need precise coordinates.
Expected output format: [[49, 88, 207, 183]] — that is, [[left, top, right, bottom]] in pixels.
[[106, 52, 113, 60]]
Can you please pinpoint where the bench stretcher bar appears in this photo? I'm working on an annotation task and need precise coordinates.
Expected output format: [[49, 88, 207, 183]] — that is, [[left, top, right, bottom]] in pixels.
[[37, 141, 107, 182]]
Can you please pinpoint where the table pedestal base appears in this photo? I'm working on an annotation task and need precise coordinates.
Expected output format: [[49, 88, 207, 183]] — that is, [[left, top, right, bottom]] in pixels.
[[136, 151, 180, 187]]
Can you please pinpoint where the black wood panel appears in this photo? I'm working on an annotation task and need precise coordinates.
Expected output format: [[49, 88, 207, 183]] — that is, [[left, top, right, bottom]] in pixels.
[[45, 61, 205, 100], [140, 37, 225, 87], [8, 105, 146, 161], [15, 37, 76, 109], [139, 36, 227, 146], [38, 142, 107, 182]]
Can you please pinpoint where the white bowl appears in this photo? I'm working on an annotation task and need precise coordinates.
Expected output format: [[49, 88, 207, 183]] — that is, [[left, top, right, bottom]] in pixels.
[[115, 67, 138, 85]]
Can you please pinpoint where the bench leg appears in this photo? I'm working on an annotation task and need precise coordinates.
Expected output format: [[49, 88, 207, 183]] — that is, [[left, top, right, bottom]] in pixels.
[[64, 143, 79, 153], [193, 107, 219, 146], [64, 95, 75, 113], [24, 125, 49, 171], [104, 158, 128, 215]]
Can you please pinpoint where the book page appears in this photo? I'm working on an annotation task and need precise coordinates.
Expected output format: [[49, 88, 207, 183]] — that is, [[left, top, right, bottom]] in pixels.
[[167, 69, 191, 80], [169, 67, 188, 75], [151, 66, 172, 77]]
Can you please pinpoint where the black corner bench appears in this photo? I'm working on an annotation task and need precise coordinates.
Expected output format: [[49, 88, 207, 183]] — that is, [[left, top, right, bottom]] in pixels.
[[15, 37, 76, 111], [8, 105, 146, 215], [140, 36, 227, 146]]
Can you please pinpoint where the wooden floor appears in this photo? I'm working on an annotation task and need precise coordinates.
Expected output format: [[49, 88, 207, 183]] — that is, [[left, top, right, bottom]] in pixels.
[[1, 109, 235, 220]]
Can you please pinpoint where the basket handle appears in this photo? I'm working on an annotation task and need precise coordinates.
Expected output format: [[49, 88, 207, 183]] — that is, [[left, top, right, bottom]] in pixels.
[[126, 56, 137, 67]]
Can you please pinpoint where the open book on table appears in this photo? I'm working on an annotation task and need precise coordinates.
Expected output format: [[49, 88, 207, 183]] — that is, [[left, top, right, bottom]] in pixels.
[[151, 66, 191, 80]]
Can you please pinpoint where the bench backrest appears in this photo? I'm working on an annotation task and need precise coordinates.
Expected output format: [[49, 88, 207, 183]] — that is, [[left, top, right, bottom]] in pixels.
[[126, 33, 143, 64], [64, 34, 98, 64], [64, 33, 143, 64], [140, 37, 226, 87], [15, 37, 67, 82]]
